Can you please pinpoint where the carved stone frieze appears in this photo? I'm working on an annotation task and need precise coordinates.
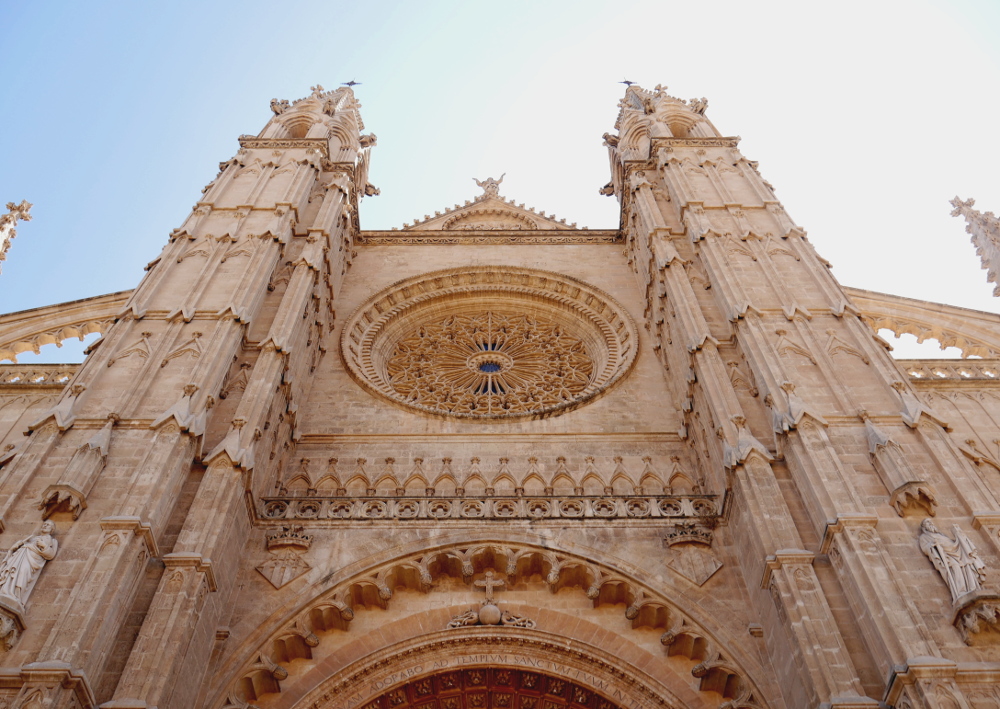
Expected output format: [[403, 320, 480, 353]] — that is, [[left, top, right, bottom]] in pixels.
[[260, 494, 718, 525], [651, 137, 740, 149], [238, 136, 330, 158], [358, 229, 621, 245]]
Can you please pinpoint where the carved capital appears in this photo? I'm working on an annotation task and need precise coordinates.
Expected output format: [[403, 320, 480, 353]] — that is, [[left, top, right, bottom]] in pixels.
[[820, 513, 879, 554], [99, 515, 160, 558], [162, 552, 217, 592], [953, 592, 1000, 645]]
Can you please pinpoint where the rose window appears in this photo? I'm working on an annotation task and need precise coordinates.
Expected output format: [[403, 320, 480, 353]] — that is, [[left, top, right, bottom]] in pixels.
[[385, 312, 595, 416], [341, 267, 638, 420]]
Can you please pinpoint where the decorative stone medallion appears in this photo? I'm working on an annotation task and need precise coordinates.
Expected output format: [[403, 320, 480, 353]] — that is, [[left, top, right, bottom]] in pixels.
[[341, 267, 638, 420]]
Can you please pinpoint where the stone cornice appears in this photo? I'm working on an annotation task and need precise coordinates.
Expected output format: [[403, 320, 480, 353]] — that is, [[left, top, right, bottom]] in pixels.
[[652, 136, 741, 149], [237, 136, 329, 158], [358, 229, 621, 245]]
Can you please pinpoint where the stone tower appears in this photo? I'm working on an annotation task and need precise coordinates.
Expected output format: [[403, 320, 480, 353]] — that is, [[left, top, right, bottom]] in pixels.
[[1, 83, 1000, 709]]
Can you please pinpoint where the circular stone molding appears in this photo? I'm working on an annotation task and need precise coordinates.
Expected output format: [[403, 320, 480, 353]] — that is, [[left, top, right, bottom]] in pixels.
[[341, 267, 638, 420]]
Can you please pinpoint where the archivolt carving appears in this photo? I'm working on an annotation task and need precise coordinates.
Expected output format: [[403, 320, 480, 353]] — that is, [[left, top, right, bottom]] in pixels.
[[219, 541, 765, 709], [341, 267, 638, 420]]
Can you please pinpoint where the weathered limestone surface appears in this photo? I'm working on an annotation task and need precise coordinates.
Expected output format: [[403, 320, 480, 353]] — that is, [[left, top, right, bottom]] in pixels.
[[0, 84, 998, 709]]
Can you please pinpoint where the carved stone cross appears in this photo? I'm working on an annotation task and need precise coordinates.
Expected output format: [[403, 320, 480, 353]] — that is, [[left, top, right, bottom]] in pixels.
[[474, 570, 506, 603]]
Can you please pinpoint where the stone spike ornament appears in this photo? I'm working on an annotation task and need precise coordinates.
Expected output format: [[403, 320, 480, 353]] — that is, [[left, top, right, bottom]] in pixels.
[[951, 196, 1000, 296], [0, 200, 32, 274]]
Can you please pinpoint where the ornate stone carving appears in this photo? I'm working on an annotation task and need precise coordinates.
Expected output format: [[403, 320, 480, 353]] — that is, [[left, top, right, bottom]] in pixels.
[[359, 229, 620, 245], [662, 523, 721, 586], [340, 267, 638, 420], [386, 311, 593, 417], [260, 493, 718, 524], [953, 593, 1000, 644], [473, 174, 505, 198], [447, 570, 536, 629], [238, 136, 330, 159], [951, 197, 1000, 296], [0, 521, 58, 649], [919, 519, 986, 602], [256, 526, 312, 589], [0, 200, 31, 273]]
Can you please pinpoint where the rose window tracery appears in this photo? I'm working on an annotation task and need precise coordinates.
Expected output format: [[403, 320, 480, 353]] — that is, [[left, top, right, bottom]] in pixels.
[[341, 267, 638, 420], [386, 312, 595, 416]]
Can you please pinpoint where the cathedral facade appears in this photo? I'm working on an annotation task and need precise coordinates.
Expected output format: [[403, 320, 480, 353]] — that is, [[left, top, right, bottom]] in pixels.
[[1, 84, 1000, 709]]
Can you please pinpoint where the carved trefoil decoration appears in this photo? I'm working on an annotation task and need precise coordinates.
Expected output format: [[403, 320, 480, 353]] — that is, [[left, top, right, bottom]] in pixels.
[[257, 526, 312, 589], [0, 521, 58, 650], [447, 570, 536, 629]]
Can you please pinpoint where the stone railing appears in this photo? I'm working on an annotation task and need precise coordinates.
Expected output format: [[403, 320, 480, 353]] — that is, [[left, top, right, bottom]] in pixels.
[[258, 493, 720, 524], [0, 364, 78, 386], [901, 359, 1000, 382]]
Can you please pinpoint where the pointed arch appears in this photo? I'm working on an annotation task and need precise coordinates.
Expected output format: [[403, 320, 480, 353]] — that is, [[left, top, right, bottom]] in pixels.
[[206, 535, 774, 709]]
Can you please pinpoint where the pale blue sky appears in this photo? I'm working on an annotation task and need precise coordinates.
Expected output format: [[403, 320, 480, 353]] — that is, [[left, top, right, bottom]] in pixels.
[[2, 0, 999, 361]]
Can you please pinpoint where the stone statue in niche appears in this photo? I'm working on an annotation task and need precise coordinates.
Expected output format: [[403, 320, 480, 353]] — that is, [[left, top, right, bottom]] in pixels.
[[919, 519, 986, 602], [0, 521, 58, 608], [0, 521, 58, 649]]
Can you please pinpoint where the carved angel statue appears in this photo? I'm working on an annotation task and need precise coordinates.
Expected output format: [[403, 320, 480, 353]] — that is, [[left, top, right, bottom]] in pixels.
[[0, 521, 58, 608], [473, 174, 505, 198], [919, 519, 986, 602]]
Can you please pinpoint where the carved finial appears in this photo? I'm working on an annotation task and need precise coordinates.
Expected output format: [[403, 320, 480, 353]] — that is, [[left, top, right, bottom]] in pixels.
[[473, 174, 505, 198], [310, 84, 325, 97], [951, 196, 1000, 296], [0, 200, 32, 273]]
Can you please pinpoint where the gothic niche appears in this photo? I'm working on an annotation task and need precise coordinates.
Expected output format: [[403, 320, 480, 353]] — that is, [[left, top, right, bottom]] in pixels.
[[341, 267, 638, 420]]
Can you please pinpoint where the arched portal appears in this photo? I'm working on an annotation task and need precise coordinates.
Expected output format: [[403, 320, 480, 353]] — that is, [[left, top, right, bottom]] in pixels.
[[211, 537, 771, 709], [356, 667, 625, 709], [280, 630, 713, 709]]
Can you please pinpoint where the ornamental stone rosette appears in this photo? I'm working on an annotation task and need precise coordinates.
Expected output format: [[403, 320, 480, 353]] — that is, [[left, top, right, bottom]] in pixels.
[[340, 266, 638, 420]]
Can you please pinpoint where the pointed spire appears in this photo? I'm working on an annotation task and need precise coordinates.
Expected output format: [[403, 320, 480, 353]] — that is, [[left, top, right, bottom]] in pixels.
[[951, 197, 1000, 296], [0, 200, 32, 274]]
